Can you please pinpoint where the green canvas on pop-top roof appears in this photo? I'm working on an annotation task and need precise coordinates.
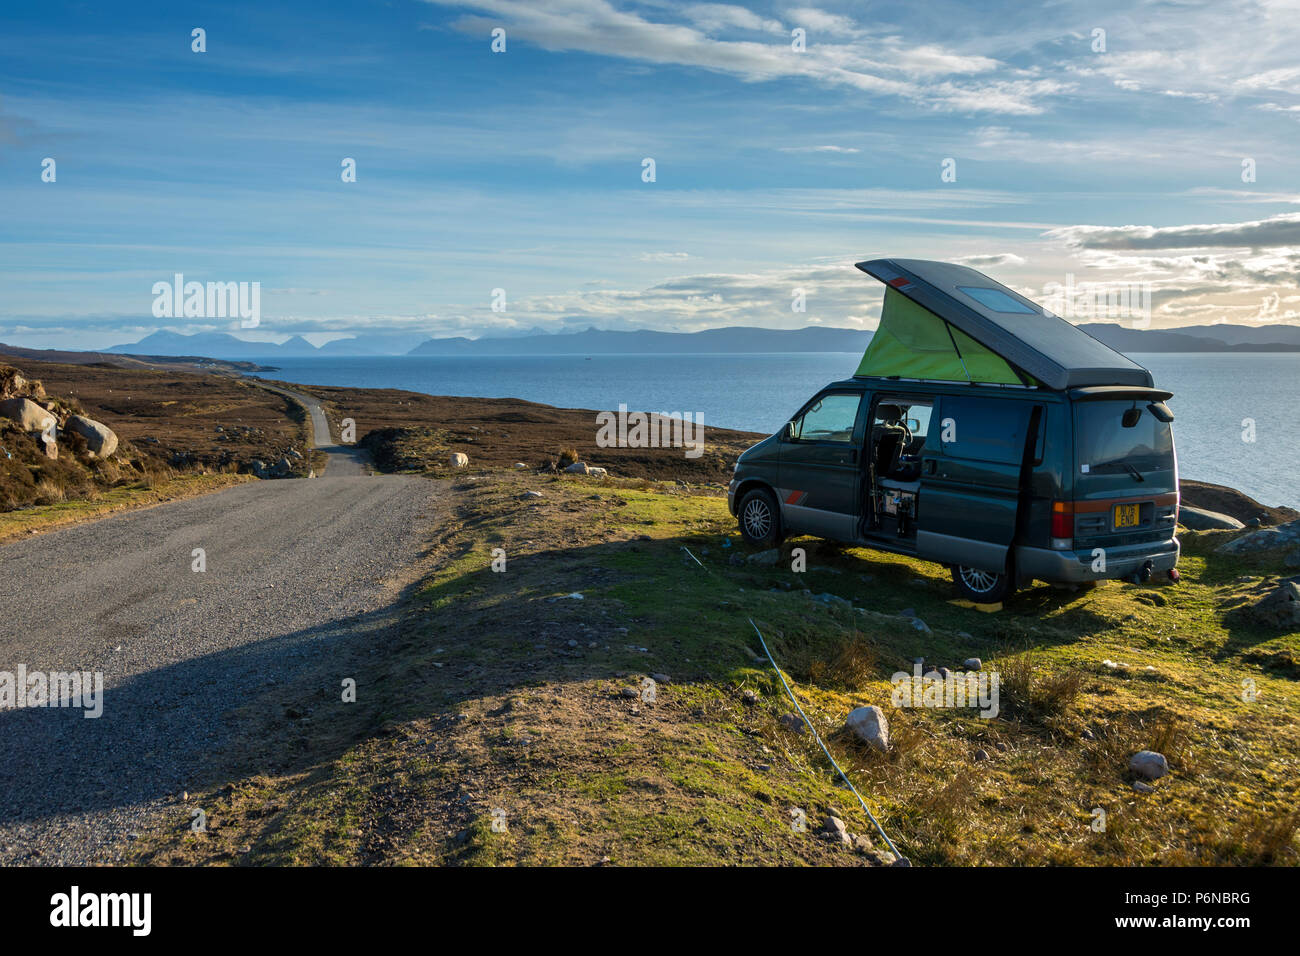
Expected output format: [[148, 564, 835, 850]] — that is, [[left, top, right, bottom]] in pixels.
[[853, 259, 1154, 390], [855, 286, 1034, 385]]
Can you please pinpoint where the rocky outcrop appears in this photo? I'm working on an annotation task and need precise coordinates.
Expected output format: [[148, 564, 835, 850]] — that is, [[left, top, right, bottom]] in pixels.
[[1216, 519, 1300, 554], [65, 415, 118, 458], [0, 365, 45, 401], [1238, 581, 1300, 628]]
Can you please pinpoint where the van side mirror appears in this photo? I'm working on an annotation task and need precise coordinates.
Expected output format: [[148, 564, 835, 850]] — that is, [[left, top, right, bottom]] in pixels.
[[782, 421, 795, 441]]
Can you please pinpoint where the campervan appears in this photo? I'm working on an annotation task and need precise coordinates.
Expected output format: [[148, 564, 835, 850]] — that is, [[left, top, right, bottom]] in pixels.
[[728, 259, 1180, 602]]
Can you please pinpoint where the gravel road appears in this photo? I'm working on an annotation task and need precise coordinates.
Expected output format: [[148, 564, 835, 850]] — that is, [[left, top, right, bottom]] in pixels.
[[0, 393, 441, 864]]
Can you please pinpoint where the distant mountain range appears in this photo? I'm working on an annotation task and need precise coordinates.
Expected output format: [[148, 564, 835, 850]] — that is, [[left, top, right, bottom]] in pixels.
[[102, 322, 1300, 360]]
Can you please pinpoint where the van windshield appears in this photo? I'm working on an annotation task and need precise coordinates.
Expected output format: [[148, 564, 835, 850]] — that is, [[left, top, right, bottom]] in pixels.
[[1075, 401, 1173, 476]]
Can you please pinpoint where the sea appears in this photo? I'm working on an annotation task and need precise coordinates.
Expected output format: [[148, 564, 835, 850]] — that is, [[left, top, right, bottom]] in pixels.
[[251, 352, 1300, 509]]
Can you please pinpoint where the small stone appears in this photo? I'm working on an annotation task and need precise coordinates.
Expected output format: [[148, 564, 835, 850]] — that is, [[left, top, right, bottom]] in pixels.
[[742, 689, 759, 705], [651, 673, 671, 684], [620, 687, 639, 699], [1129, 750, 1168, 780], [844, 705, 890, 752], [1132, 781, 1156, 794], [910, 618, 931, 634], [778, 713, 805, 733], [963, 657, 982, 671], [747, 549, 781, 566], [822, 815, 851, 846], [973, 748, 990, 762]]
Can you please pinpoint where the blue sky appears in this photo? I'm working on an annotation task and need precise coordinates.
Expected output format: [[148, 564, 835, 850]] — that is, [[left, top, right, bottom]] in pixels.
[[2, 0, 1299, 348]]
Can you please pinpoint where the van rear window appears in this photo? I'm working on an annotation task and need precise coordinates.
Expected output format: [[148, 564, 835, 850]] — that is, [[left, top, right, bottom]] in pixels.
[[1075, 401, 1173, 474]]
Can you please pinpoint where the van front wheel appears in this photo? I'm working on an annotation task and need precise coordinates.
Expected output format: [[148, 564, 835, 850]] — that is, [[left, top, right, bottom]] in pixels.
[[951, 564, 1014, 603], [738, 488, 781, 548]]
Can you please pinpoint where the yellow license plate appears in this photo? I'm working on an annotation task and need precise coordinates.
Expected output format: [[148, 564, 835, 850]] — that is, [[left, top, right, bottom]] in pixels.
[[1114, 503, 1140, 528]]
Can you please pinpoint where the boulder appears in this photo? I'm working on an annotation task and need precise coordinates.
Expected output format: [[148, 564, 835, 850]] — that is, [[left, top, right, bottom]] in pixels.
[[38, 434, 57, 459], [747, 548, 780, 566], [1129, 750, 1168, 780], [449, 452, 469, 468], [845, 705, 890, 752], [586, 466, 608, 478], [65, 415, 118, 458], [564, 461, 590, 474], [0, 397, 56, 433], [963, 657, 982, 671], [1179, 505, 1244, 531]]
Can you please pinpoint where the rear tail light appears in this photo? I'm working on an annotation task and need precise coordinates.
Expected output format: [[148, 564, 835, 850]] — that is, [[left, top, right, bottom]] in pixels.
[[1051, 500, 1073, 550]]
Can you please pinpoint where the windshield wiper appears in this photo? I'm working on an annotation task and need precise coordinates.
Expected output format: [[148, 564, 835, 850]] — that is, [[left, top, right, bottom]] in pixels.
[[1122, 462, 1145, 483]]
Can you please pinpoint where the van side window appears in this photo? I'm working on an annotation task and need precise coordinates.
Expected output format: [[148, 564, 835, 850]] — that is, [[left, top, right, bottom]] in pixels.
[[789, 393, 861, 443], [935, 396, 1032, 464]]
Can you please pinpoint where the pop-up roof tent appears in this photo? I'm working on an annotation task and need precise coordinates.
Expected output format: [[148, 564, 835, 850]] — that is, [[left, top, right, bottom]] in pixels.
[[854, 259, 1154, 391]]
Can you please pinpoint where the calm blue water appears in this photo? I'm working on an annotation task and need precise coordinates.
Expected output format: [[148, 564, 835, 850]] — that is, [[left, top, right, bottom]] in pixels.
[[251, 352, 1300, 508]]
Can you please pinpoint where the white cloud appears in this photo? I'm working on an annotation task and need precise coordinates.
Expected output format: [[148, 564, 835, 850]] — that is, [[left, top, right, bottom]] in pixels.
[[424, 0, 1056, 114], [1047, 212, 1300, 251]]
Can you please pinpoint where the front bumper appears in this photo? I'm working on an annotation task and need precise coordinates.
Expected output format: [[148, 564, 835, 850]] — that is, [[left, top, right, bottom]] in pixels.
[[1015, 537, 1180, 584], [727, 479, 739, 515]]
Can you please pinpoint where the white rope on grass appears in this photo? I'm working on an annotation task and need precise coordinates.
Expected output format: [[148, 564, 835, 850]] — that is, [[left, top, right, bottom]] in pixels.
[[679, 545, 908, 863], [749, 617, 908, 865]]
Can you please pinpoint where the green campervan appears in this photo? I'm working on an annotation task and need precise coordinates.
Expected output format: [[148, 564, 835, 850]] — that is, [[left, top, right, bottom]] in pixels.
[[728, 258, 1180, 602]]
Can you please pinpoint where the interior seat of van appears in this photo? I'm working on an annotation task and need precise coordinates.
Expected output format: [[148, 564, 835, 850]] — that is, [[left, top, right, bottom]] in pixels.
[[871, 404, 910, 477], [871, 403, 927, 481]]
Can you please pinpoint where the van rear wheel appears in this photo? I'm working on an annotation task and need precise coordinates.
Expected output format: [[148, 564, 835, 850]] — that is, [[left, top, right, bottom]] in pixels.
[[951, 563, 1014, 603], [738, 488, 781, 548]]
